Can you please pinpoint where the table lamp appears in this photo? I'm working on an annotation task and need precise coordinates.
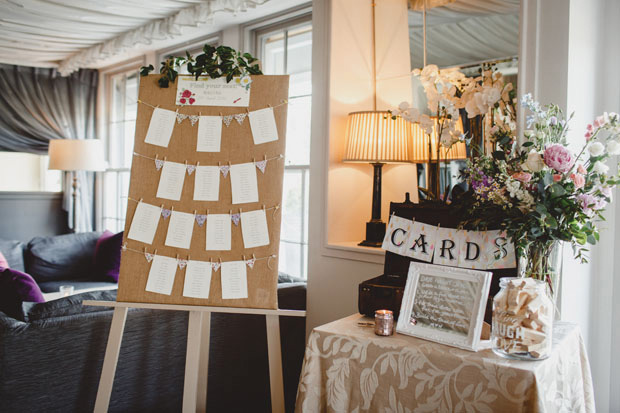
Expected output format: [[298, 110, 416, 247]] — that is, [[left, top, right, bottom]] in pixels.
[[410, 117, 467, 199], [343, 111, 413, 247], [48, 139, 106, 232]]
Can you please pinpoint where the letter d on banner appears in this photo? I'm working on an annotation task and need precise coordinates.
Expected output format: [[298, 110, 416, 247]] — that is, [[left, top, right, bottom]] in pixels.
[[458, 230, 488, 269]]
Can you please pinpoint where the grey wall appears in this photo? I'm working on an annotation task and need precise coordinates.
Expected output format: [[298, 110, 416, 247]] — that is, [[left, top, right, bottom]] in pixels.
[[0, 192, 70, 242]]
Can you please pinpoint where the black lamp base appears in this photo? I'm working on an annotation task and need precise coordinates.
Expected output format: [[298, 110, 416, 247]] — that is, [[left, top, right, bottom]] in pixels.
[[358, 220, 386, 247]]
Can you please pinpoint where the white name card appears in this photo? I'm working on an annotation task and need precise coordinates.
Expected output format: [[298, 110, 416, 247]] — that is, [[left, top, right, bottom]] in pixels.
[[240, 209, 270, 249], [249, 107, 279, 145], [127, 202, 161, 245], [156, 161, 186, 201], [164, 211, 195, 250], [176, 76, 250, 107], [205, 214, 231, 251], [230, 162, 259, 204], [183, 260, 212, 299], [221, 261, 248, 299], [196, 115, 222, 152], [144, 108, 176, 148], [193, 165, 220, 201], [145, 255, 177, 295]]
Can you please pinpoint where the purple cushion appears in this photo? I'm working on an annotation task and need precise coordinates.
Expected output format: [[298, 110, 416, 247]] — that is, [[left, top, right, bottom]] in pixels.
[[0, 267, 45, 319], [94, 231, 123, 282]]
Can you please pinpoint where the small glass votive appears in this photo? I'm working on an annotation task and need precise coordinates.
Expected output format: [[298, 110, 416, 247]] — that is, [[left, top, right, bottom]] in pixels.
[[59, 285, 74, 297], [374, 310, 394, 336]]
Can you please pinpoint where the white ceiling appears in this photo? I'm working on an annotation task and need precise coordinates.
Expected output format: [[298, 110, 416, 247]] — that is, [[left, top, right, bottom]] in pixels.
[[0, 0, 306, 73]]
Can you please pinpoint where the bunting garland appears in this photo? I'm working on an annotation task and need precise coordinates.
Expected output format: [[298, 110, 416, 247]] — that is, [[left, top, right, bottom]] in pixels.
[[136, 152, 283, 175], [121, 243, 276, 272]]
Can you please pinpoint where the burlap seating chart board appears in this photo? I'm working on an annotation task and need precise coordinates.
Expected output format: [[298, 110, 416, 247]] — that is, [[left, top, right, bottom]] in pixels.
[[117, 74, 289, 309]]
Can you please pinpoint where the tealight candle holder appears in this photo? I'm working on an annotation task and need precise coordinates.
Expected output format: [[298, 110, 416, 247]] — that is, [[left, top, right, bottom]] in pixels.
[[374, 309, 394, 336]]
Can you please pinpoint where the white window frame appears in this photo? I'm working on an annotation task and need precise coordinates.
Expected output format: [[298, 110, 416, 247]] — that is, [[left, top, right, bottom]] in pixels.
[[156, 32, 222, 63], [246, 6, 312, 278], [96, 57, 144, 231]]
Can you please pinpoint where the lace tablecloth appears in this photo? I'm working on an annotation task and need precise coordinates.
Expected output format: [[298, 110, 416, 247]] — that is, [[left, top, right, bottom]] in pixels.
[[295, 314, 594, 413]]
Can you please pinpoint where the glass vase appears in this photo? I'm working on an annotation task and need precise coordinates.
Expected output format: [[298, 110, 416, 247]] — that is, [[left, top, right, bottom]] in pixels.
[[518, 240, 563, 303]]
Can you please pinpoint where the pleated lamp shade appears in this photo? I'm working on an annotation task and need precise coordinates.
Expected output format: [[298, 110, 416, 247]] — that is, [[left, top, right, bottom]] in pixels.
[[343, 111, 413, 163], [410, 117, 467, 162]]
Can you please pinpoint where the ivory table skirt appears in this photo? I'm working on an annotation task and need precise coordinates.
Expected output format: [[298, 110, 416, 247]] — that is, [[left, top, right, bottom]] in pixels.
[[295, 314, 594, 413]]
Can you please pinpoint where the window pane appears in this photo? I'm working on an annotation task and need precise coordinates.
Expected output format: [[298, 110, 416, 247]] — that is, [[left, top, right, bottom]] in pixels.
[[287, 25, 312, 97], [281, 170, 303, 243], [285, 95, 311, 166], [261, 31, 286, 75], [0, 152, 60, 191], [279, 240, 303, 279]]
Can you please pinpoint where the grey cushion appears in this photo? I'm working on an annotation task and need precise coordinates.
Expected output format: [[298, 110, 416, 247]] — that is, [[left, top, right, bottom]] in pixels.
[[0, 239, 25, 272], [22, 290, 118, 322], [25, 232, 102, 282], [37, 280, 118, 294]]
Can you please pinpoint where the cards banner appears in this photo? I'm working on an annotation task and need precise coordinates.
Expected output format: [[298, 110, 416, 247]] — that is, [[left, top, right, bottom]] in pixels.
[[382, 215, 517, 270]]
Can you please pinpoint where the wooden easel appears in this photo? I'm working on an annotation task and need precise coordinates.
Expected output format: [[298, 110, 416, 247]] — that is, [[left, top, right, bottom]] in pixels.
[[84, 300, 306, 413]]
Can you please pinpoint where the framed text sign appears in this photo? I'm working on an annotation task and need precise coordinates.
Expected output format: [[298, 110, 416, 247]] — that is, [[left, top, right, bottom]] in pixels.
[[396, 262, 492, 351]]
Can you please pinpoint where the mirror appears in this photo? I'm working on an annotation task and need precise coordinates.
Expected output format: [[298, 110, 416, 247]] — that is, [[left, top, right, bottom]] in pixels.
[[407, 0, 520, 198]]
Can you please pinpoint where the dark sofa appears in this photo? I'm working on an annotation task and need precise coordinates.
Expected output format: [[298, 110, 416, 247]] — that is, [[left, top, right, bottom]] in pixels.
[[0, 285, 306, 413], [0, 233, 307, 412]]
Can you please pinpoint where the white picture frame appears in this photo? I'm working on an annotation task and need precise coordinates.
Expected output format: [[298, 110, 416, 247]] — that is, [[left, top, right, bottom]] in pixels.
[[396, 262, 492, 351]]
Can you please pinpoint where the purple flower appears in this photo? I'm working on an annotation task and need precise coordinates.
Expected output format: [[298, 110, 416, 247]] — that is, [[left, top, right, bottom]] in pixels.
[[578, 193, 607, 216], [548, 116, 558, 126], [544, 144, 574, 173]]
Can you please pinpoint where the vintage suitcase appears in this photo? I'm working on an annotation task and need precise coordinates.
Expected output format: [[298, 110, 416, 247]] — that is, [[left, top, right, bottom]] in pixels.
[[358, 193, 518, 323]]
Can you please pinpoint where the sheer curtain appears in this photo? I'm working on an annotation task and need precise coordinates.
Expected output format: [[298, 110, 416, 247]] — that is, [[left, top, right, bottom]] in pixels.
[[0, 64, 98, 232]]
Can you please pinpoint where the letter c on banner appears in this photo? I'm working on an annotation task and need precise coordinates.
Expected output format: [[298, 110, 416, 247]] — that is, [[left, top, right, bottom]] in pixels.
[[391, 228, 407, 247]]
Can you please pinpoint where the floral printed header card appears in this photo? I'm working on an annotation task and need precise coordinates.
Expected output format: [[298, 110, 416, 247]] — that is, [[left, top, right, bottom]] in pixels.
[[176, 75, 251, 107]]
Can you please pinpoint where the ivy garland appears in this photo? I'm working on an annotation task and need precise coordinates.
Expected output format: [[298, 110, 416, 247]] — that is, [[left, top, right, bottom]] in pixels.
[[140, 45, 262, 88]]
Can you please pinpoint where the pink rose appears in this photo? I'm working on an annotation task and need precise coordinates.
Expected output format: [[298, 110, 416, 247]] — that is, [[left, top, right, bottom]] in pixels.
[[544, 144, 574, 173], [577, 164, 586, 174], [570, 173, 585, 189], [180, 98, 186, 104], [553, 174, 563, 182], [189, 98, 195, 104], [512, 172, 532, 183], [585, 131, 593, 141], [182, 90, 192, 98]]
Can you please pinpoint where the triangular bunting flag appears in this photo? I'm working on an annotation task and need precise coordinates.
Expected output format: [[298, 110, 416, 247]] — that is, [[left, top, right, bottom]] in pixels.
[[161, 208, 171, 219], [186, 164, 196, 175], [178, 259, 188, 270], [211, 262, 221, 272], [231, 213, 240, 226], [255, 160, 267, 174], [176, 113, 187, 124], [195, 214, 207, 227], [189, 115, 199, 126], [155, 159, 164, 170], [145, 253, 154, 263], [234, 113, 247, 125], [220, 165, 230, 177], [222, 115, 233, 127], [246, 258, 255, 269]]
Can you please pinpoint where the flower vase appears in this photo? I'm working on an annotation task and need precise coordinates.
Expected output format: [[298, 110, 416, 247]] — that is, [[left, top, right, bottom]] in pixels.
[[519, 240, 564, 305]]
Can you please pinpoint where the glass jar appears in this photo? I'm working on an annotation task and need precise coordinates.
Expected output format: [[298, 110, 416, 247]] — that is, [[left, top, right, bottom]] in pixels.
[[492, 277, 552, 360]]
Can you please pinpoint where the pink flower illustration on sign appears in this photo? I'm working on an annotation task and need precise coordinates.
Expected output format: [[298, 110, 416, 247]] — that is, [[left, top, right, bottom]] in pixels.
[[178, 89, 196, 105]]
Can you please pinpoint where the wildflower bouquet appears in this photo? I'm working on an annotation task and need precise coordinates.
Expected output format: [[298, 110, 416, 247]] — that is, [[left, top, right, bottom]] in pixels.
[[460, 94, 620, 291]]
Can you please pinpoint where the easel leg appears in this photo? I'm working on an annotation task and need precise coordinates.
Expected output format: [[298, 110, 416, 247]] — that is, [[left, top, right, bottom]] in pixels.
[[94, 307, 128, 413], [266, 314, 285, 413], [196, 312, 211, 413], [183, 311, 204, 413]]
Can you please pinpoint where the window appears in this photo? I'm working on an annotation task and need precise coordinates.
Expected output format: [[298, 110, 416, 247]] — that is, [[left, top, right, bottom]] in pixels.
[[101, 67, 139, 231], [255, 16, 312, 279]]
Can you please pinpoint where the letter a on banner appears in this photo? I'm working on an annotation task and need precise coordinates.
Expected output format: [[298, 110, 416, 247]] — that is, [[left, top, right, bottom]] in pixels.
[[402, 221, 438, 262]]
